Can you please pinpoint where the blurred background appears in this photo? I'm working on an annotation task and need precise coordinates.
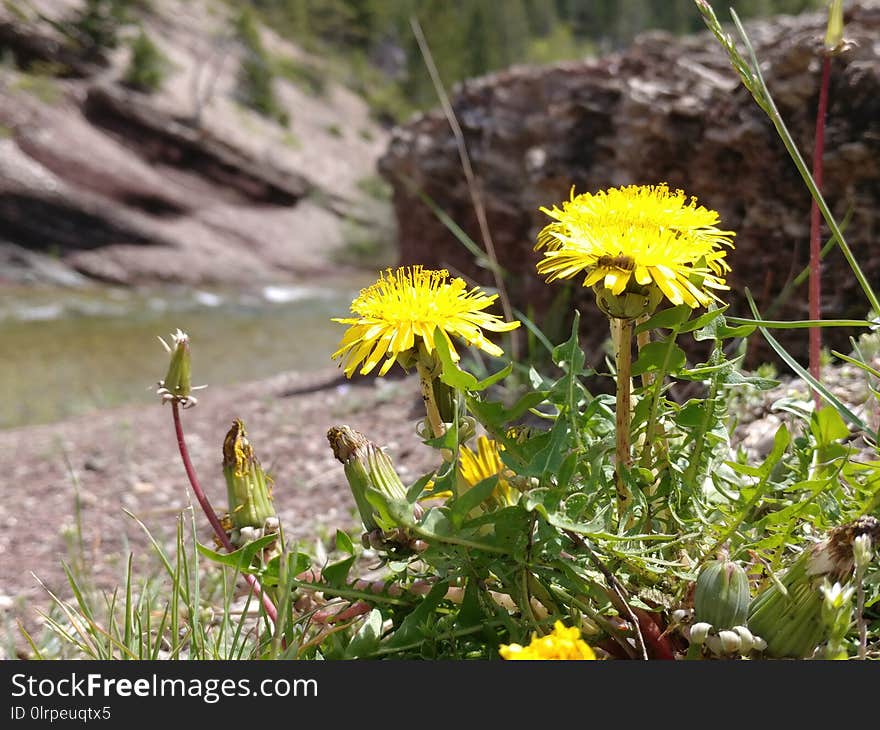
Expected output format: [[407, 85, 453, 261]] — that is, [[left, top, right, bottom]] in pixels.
[[0, 0, 852, 430]]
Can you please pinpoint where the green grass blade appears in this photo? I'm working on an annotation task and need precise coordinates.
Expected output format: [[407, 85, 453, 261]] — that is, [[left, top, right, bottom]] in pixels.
[[746, 290, 873, 439], [729, 10, 880, 316]]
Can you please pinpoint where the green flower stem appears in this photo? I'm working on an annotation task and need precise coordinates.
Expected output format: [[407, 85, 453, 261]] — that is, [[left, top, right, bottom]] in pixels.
[[416, 357, 446, 439], [612, 317, 634, 522], [636, 315, 654, 391]]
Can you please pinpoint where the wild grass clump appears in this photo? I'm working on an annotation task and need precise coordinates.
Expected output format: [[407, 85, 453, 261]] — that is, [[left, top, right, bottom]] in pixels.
[[25, 1, 879, 661]]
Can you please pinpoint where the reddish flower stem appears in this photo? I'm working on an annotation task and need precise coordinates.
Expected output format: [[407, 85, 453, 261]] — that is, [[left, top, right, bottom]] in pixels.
[[809, 53, 831, 410], [171, 402, 278, 624]]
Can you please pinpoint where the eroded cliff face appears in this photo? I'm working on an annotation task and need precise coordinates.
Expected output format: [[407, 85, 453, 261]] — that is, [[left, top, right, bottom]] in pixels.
[[379, 3, 880, 366], [0, 0, 391, 286]]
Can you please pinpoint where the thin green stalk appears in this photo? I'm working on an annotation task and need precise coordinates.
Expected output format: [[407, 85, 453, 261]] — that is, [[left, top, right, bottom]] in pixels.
[[416, 358, 446, 439], [726, 9, 880, 316], [746, 290, 874, 439], [639, 331, 681, 470], [682, 344, 722, 489], [703, 466, 777, 561]]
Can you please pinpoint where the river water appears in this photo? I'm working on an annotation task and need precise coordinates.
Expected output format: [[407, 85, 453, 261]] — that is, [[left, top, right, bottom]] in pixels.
[[0, 274, 375, 430]]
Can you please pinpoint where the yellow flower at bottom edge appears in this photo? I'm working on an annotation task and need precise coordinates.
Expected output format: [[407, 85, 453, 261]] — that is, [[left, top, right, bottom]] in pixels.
[[331, 266, 520, 377], [535, 184, 735, 309], [500, 621, 596, 660]]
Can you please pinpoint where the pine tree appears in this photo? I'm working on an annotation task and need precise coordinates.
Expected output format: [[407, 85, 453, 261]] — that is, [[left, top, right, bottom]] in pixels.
[[123, 27, 169, 93]]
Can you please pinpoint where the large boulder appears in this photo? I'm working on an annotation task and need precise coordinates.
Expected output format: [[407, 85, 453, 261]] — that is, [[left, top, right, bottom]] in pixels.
[[379, 3, 880, 368]]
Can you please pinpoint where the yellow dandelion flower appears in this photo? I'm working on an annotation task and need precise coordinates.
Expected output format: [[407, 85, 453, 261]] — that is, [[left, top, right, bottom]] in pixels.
[[332, 266, 520, 377], [499, 621, 597, 660], [535, 184, 735, 309], [458, 436, 518, 509]]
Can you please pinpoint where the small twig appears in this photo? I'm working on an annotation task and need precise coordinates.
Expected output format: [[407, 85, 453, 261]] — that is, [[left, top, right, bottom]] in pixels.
[[171, 402, 278, 625], [564, 531, 648, 660]]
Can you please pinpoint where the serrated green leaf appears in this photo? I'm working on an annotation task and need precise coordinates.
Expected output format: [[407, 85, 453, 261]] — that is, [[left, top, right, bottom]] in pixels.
[[634, 304, 691, 334], [716, 323, 757, 339], [723, 461, 764, 478], [765, 423, 791, 472], [407, 472, 436, 503], [466, 391, 549, 432], [458, 577, 485, 628], [449, 476, 498, 528], [323, 554, 356, 587], [196, 534, 278, 572], [523, 415, 570, 480], [811, 406, 850, 446], [335, 529, 354, 556], [552, 311, 585, 372], [259, 551, 310, 587], [556, 451, 578, 492], [434, 328, 478, 390], [386, 581, 449, 649], [720, 369, 779, 389], [680, 306, 726, 336], [632, 340, 686, 376], [418, 508, 453, 537], [343, 608, 385, 659], [675, 399, 709, 428], [474, 362, 513, 391]]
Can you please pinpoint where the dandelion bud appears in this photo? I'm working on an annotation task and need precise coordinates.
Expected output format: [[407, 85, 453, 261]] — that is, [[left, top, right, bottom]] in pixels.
[[853, 534, 873, 571], [820, 579, 854, 620], [157, 329, 192, 399], [749, 517, 880, 658], [328, 425, 412, 533], [594, 283, 664, 321], [694, 555, 750, 630], [222, 419, 277, 532], [156, 329, 205, 407], [732, 625, 755, 655], [689, 622, 712, 646], [670, 608, 693, 626], [717, 629, 742, 654]]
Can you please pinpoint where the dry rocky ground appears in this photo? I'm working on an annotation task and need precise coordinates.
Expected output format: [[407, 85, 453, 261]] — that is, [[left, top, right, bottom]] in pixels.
[[0, 366, 439, 657], [1, 350, 876, 658]]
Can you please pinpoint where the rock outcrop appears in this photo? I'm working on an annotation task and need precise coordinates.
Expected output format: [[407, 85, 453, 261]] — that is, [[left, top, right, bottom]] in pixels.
[[379, 3, 880, 366], [0, 0, 391, 286]]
